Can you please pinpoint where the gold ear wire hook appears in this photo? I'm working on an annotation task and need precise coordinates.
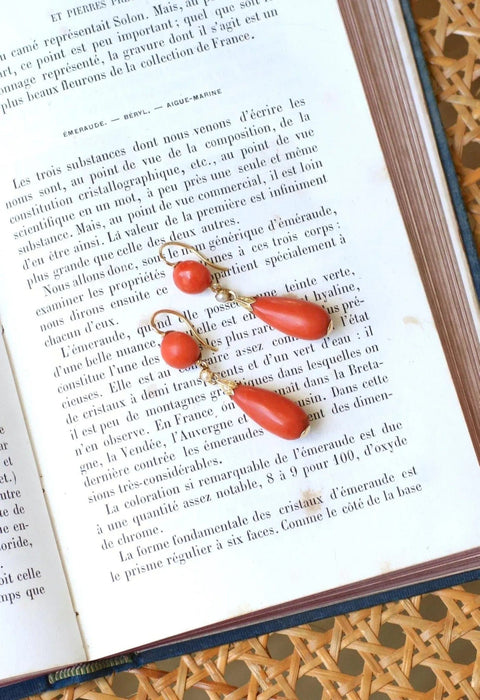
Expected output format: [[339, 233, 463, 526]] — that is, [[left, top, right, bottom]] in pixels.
[[158, 241, 229, 272], [150, 309, 217, 352]]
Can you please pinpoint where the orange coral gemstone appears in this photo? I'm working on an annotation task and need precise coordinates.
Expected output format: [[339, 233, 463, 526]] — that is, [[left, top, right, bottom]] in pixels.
[[173, 260, 212, 294], [160, 331, 200, 369], [232, 384, 310, 440], [252, 296, 331, 339]]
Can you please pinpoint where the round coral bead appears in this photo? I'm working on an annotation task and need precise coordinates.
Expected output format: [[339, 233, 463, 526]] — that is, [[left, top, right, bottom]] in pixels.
[[173, 260, 212, 294], [232, 384, 310, 440], [252, 296, 331, 340], [160, 331, 200, 369]]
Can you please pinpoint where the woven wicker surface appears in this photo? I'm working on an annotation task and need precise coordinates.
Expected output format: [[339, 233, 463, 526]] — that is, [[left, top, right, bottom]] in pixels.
[[25, 1, 480, 699], [29, 585, 480, 699], [415, 0, 480, 254]]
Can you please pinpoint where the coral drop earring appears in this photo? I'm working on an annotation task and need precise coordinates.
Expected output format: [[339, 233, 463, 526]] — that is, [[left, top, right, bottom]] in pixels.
[[252, 296, 332, 340], [232, 384, 310, 439], [151, 309, 311, 440], [159, 241, 333, 340]]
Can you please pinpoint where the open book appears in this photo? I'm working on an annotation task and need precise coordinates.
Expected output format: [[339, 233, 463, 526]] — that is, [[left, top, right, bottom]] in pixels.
[[1, 0, 479, 694]]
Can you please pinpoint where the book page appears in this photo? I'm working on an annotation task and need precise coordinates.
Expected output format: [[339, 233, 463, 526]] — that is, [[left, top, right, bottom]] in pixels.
[[0, 333, 85, 681], [0, 0, 479, 661]]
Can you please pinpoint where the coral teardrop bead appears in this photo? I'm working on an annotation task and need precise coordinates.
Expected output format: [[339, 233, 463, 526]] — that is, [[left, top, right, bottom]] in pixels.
[[173, 260, 212, 294], [161, 331, 200, 369], [252, 296, 331, 339], [232, 384, 310, 440]]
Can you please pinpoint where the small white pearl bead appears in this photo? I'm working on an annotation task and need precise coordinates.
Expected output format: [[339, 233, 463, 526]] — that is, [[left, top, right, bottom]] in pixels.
[[215, 289, 231, 302]]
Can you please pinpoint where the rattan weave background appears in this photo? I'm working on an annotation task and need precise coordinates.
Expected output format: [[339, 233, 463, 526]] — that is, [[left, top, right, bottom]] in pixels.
[[415, 0, 480, 254], [25, 1, 480, 699]]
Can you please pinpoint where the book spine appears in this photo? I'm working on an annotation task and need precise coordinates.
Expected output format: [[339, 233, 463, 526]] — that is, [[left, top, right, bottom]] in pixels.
[[48, 654, 134, 685]]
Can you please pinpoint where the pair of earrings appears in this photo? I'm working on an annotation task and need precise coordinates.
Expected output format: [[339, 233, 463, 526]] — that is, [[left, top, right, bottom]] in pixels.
[[150, 241, 333, 440]]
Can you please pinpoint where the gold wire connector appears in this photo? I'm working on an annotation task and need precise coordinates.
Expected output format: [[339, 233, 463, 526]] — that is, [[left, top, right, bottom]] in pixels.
[[210, 283, 256, 310], [158, 241, 229, 271], [196, 360, 237, 396]]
